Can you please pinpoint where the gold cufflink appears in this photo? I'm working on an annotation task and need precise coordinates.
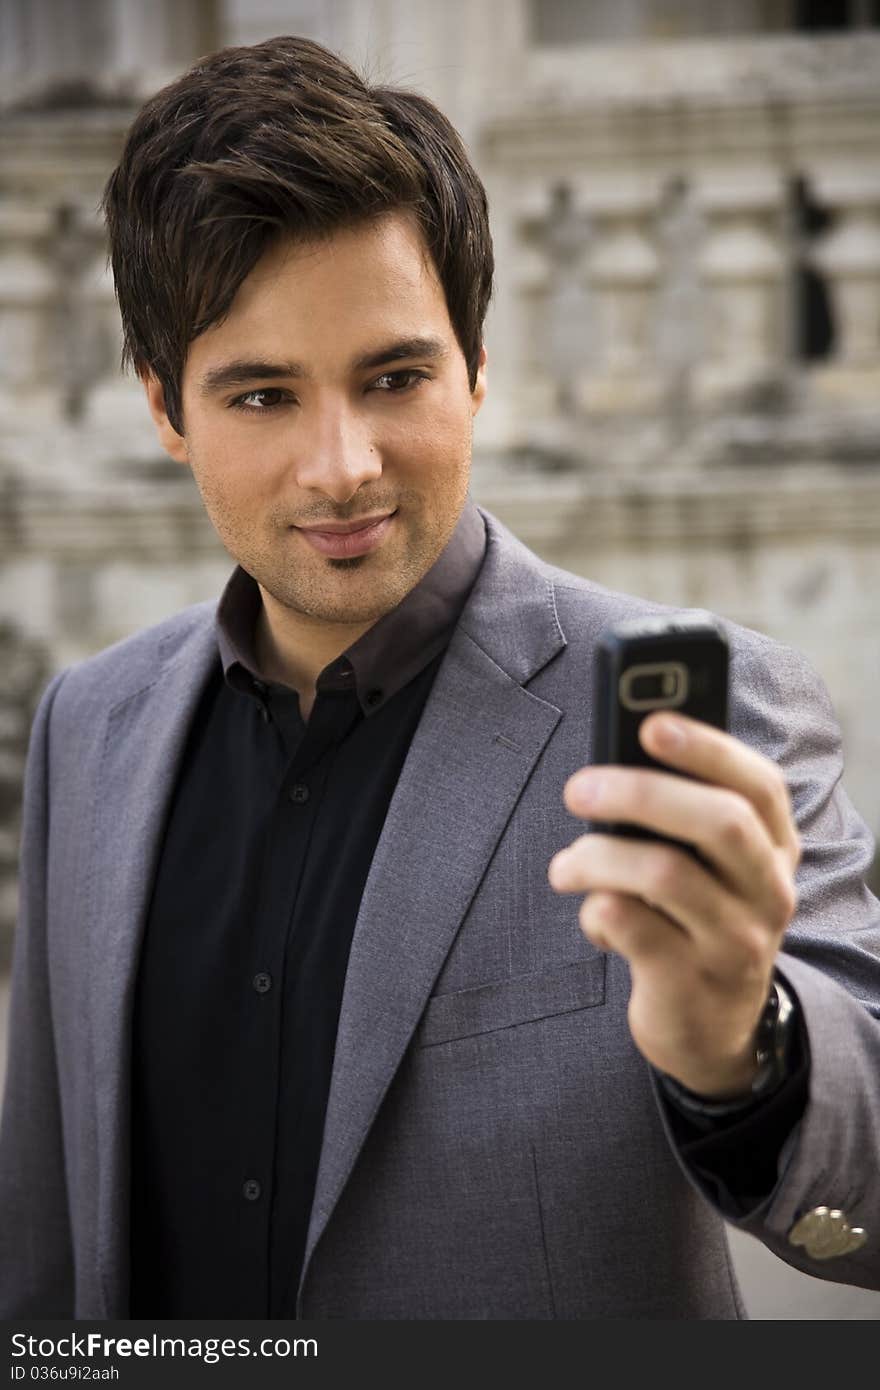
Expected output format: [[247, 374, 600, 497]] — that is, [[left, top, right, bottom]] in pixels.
[[788, 1206, 867, 1259]]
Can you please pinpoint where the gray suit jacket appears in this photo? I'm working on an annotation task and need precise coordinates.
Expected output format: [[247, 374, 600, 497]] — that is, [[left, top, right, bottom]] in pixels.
[[2, 507, 880, 1319]]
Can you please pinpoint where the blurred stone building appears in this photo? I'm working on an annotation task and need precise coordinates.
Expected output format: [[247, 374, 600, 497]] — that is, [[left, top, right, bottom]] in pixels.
[[3, 0, 880, 1322], [1, 0, 879, 955]]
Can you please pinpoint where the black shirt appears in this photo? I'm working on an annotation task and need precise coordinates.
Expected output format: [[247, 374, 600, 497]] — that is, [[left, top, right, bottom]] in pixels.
[[129, 499, 487, 1317]]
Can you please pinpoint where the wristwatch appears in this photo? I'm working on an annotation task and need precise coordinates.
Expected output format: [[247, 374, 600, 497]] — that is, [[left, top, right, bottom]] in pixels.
[[750, 976, 796, 1099], [659, 976, 798, 1121]]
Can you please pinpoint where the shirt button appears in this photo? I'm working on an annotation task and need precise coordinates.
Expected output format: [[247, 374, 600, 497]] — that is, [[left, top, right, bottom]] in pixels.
[[258, 702, 270, 723], [365, 688, 383, 707], [243, 1179, 261, 1202], [252, 972, 272, 994], [288, 783, 309, 804]]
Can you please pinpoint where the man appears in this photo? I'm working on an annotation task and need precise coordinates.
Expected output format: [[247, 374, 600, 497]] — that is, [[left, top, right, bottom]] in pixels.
[[1, 35, 879, 1320]]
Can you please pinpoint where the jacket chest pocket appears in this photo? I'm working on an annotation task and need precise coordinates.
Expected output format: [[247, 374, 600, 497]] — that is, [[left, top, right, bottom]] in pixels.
[[416, 956, 606, 1048]]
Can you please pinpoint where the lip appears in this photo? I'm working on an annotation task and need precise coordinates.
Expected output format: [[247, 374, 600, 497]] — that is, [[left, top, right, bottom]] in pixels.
[[297, 513, 394, 535], [295, 511, 397, 558]]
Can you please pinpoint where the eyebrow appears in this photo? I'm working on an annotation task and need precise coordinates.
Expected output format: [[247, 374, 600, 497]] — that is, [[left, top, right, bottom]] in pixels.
[[197, 336, 450, 396]]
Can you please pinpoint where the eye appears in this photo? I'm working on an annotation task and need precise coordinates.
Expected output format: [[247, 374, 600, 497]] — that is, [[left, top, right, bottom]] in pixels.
[[370, 370, 428, 394], [230, 388, 290, 413]]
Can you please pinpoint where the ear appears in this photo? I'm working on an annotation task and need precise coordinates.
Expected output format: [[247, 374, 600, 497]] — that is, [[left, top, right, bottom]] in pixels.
[[470, 344, 488, 417], [141, 370, 189, 465]]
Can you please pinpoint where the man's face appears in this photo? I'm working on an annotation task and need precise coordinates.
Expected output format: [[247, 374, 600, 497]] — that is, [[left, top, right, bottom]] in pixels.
[[145, 211, 487, 629]]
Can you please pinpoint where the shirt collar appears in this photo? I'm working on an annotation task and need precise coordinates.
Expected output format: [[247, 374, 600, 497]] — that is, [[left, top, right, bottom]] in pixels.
[[216, 494, 487, 716]]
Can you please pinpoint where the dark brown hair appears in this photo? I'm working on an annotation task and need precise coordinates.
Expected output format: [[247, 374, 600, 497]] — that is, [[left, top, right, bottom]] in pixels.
[[101, 35, 494, 434]]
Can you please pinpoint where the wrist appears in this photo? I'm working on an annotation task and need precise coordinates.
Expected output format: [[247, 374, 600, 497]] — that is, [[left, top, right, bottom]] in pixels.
[[676, 1057, 761, 1103], [659, 977, 797, 1119]]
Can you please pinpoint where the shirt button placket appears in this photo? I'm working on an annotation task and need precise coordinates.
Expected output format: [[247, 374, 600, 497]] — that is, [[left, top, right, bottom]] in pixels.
[[252, 679, 271, 723]]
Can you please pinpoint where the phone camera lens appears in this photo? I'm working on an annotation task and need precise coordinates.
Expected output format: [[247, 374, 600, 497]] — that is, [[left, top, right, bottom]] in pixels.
[[631, 673, 665, 700]]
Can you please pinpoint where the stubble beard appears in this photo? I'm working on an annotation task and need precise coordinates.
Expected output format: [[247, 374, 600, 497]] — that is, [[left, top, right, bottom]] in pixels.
[[191, 438, 472, 627], [265, 523, 433, 627], [210, 497, 459, 628]]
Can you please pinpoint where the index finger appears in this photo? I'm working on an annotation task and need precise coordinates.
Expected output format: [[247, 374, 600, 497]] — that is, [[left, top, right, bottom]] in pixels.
[[638, 711, 801, 866]]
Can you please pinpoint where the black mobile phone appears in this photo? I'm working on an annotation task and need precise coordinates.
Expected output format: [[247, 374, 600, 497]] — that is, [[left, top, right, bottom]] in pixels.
[[590, 612, 729, 849]]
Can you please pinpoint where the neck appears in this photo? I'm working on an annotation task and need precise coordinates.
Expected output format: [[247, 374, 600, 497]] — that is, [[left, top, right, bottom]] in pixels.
[[254, 589, 373, 704]]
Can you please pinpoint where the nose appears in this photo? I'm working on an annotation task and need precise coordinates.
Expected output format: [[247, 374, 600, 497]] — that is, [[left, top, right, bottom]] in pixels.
[[292, 397, 382, 504]]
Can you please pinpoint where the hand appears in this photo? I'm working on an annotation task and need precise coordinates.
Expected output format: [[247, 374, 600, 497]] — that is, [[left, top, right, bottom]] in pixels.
[[547, 712, 801, 1099]]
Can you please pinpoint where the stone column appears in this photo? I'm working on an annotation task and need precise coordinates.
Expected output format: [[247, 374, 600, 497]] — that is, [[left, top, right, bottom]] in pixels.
[[112, 0, 219, 92], [580, 194, 660, 414], [0, 204, 58, 419], [809, 170, 880, 403], [0, 620, 51, 968], [512, 238, 558, 424], [693, 173, 786, 403], [0, 0, 111, 98], [511, 181, 590, 446], [77, 210, 144, 425]]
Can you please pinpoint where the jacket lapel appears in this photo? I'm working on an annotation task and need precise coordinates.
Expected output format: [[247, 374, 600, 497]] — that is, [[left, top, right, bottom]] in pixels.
[[88, 616, 218, 1316], [302, 511, 566, 1285]]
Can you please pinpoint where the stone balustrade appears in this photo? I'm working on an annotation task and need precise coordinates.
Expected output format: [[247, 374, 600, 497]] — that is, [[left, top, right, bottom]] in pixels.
[[481, 33, 880, 455], [0, 154, 877, 453], [504, 166, 880, 438]]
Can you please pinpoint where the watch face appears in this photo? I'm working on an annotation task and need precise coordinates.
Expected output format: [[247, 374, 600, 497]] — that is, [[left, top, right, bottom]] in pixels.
[[751, 979, 796, 1099]]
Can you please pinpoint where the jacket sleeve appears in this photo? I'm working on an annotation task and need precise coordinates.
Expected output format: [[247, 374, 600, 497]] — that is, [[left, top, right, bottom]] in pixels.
[[657, 631, 880, 1291], [0, 669, 75, 1316]]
